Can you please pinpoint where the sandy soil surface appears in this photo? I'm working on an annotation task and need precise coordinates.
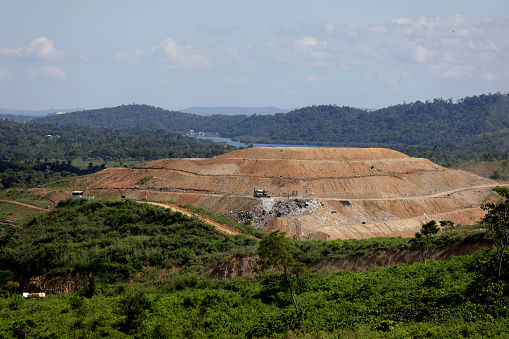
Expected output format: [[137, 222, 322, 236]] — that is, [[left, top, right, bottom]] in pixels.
[[67, 147, 505, 240]]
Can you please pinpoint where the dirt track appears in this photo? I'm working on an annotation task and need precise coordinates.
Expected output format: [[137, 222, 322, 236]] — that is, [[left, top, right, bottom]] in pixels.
[[342, 184, 506, 201], [142, 201, 244, 236], [0, 199, 51, 211]]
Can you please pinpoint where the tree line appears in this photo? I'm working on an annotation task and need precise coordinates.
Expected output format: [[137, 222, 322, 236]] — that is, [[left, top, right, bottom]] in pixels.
[[0, 120, 239, 189], [31, 93, 509, 165]]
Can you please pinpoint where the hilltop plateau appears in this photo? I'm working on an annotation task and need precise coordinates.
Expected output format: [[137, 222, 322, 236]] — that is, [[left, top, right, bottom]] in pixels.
[[69, 147, 498, 240]]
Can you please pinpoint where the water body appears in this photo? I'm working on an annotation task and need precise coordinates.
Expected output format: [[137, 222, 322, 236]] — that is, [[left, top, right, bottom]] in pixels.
[[192, 135, 343, 148]]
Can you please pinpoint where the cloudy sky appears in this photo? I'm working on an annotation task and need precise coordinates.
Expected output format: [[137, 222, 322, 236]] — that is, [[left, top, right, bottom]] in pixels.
[[1, 0, 508, 111]]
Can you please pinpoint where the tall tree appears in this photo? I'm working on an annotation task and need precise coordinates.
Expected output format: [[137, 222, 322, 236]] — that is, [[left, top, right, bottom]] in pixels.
[[256, 230, 307, 311], [481, 186, 509, 279], [411, 220, 440, 262]]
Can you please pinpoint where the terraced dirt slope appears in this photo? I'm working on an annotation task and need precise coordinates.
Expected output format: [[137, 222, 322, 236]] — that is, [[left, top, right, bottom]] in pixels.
[[75, 147, 499, 240]]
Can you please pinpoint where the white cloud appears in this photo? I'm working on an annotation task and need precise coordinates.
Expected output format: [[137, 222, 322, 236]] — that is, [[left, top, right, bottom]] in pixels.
[[305, 74, 342, 82], [0, 69, 11, 80], [306, 74, 325, 82], [378, 73, 399, 90], [411, 45, 428, 61], [28, 66, 67, 78], [156, 38, 210, 69], [113, 51, 140, 64], [195, 24, 237, 35], [0, 37, 67, 61], [218, 46, 257, 66], [267, 15, 509, 82], [267, 36, 332, 67], [429, 63, 475, 79], [108, 15, 508, 87], [41, 65, 66, 78], [294, 37, 327, 50], [115, 38, 210, 69], [482, 72, 497, 82]]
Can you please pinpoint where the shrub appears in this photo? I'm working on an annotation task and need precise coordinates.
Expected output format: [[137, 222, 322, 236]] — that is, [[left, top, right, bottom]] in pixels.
[[117, 290, 152, 333]]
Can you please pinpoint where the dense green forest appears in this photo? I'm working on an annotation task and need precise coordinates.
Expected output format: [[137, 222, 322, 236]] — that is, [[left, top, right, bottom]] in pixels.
[[0, 120, 238, 189], [0, 198, 508, 338], [31, 93, 509, 164], [0, 199, 258, 279]]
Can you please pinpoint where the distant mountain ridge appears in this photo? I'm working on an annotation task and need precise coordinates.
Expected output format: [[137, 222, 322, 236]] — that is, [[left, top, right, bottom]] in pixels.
[[0, 108, 82, 117], [179, 106, 292, 115], [29, 93, 509, 163]]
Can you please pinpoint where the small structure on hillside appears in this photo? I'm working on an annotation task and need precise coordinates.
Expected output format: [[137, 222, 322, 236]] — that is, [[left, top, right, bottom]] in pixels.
[[71, 191, 94, 200], [22, 292, 45, 298]]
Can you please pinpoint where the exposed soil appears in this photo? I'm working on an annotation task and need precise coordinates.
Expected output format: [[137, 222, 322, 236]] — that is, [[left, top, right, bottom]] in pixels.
[[11, 147, 505, 295], [33, 147, 505, 240]]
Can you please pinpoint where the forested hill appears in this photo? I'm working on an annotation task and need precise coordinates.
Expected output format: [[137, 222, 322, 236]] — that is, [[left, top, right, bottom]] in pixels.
[[0, 120, 240, 189], [32, 93, 509, 149], [31, 105, 207, 131]]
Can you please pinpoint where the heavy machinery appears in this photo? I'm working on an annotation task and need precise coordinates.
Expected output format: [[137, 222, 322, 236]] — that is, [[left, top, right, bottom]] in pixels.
[[253, 189, 270, 198]]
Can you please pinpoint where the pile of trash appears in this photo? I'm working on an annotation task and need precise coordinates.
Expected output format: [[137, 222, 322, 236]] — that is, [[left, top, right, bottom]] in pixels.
[[247, 198, 321, 230]]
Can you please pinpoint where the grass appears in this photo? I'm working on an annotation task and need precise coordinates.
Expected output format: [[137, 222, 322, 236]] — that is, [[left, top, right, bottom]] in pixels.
[[136, 176, 153, 185], [43, 179, 75, 189], [71, 159, 143, 170], [0, 202, 21, 221], [459, 160, 509, 180], [175, 202, 265, 238]]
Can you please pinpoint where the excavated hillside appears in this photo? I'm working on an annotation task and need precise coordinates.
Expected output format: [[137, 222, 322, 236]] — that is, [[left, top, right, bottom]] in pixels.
[[75, 147, 500, 240]]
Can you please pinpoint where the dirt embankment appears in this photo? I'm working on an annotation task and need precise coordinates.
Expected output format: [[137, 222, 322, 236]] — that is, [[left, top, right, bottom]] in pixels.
[[66, 147, 503, 240], [207, 237, 494, 280], [22, 238, 494, 294]]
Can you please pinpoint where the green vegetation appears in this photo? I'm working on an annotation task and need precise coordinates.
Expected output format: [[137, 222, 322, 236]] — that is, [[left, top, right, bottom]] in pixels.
[[0, 189, 58, 210], [0, 199, 258, 279], [31, 93, 509, 166], [481, 187, 509, 279], [412, 220, 441, 262], [135, 176, 152, 185], [2, 92, 509, 336], [256, 230, 308, 311], [0, 119, 239, 189], [0, 202, 21, 221], [177, 203, 265, 238], [0, 250, 508, 337], [0, 198, 508, 337]]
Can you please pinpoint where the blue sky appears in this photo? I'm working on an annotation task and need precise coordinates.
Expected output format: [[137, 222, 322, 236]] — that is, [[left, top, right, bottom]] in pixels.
[[1, 0, 508, 111]]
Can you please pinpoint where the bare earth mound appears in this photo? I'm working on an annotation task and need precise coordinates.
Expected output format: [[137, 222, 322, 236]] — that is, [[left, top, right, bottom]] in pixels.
[[75, 147, 500, 240]]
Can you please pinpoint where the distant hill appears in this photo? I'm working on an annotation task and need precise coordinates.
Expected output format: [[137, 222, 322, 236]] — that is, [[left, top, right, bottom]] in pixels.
[[0, 114, 34, 123], [0, 108, 82, 117], [30, 93, 509, 164], [179, 106, 292, 115]]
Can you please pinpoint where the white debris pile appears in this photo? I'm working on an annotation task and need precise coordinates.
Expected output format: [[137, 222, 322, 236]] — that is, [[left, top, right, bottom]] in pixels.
[[248, 198, 321, 230]]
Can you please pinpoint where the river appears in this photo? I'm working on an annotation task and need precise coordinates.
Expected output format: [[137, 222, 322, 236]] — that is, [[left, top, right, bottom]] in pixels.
[[192, 135, 342, 148]]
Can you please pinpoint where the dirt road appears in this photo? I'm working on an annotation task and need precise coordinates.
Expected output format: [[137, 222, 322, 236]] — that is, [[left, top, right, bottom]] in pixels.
[[0, 199, 51, 211], [141, 201, 246, 237], [338, 184, 507, 202]]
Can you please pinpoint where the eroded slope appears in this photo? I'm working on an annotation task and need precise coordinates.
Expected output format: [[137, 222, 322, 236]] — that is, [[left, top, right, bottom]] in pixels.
[[75, 147, 499, 240]]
